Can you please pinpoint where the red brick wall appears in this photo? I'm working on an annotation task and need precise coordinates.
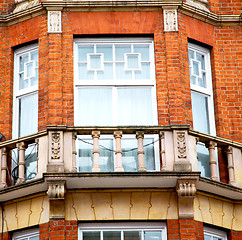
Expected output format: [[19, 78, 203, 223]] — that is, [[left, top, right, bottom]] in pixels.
[[167, 219, 204, 240], [208, 0, 242, 15], [39, 220, 78, 240], [229, 230, 242, 240], [0, 0, 14, 15], [0, 26, 13, 140]]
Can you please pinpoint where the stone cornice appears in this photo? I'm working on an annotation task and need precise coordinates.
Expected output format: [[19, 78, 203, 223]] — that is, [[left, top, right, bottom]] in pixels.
[[0, 0, 241, 27]]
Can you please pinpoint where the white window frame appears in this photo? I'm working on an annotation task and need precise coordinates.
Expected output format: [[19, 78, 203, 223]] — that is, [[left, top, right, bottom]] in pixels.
[[12, 44, 38, 139], [188, 43, 216, 136], [12, 228, 39, 240], [204, 226, 227, 240], [78, 222, 167, 240], [73, 38, 158, 126]]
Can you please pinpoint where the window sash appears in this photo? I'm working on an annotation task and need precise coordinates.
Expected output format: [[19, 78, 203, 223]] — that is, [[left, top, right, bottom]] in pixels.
[[12, 229, 39, 240], [204, 227, 227, 240], [188, 43, 216, 136], [13, 44, 39, 138], [78, 222, 167, 240]]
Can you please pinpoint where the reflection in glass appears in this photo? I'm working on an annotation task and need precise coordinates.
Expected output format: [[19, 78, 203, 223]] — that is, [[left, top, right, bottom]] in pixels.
[[19, 93, 38, 137], [83, 231, 100, 240], [191, 91, 210, 134], [144, 231, 162, 240], [103, 231, 121, 240], [124, 231, 141, 240], [134, 45, 149, 61], [197, 143, 211, 178], [78, 45, 94, 61], [115, 45, 131, 61]]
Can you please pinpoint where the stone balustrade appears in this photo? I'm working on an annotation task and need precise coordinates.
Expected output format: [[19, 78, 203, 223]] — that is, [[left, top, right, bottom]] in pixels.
[[0, 126, 241, 189]]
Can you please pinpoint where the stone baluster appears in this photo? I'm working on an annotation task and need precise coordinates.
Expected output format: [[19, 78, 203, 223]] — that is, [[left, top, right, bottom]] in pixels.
[[92, 131, 101, 172], [72, 132, 77, 172], [136, 131, 146, 172], [16, 141, 27, 184], [0, 147, 7, 188], [160, 132, 166, 170], [225, 146, 236, 186], [114, 131, 124, 172], [206, 141, 219, 181]]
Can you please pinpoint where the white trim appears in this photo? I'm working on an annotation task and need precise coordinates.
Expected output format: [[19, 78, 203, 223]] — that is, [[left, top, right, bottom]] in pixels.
[[12, 228, 39, 240], [78, 222, 167, 240], [204, 226, 227, 240]]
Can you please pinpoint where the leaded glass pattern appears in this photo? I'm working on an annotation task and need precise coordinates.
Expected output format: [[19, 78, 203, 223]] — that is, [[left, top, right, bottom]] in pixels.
[[77, 41, 152, 81]]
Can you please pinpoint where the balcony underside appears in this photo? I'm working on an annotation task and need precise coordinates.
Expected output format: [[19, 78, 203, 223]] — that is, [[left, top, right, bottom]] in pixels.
[[1, 172, 242, 202]]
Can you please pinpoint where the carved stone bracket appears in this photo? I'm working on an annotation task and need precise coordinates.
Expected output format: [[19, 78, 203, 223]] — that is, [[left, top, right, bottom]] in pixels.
[[47, 180, 66, 219], [48, 11, 62, 33], [163, 8, 178, 32], [47, 180, 66, 200], [176, 178, 197, 219], [173, 130, 191, 171]]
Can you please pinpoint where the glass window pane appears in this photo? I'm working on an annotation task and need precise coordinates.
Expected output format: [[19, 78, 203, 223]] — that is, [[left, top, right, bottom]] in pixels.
[[193, 61, 200, 76], [26, 62, 34, 78], [144, 231, 162, 240], [19, 54, 28, 72], [135, 63, 150, 80], [122, 138, 138, 171], [97, 63, 113, 80], [188, 50, 194, 65], [19, 73, 28, 90], [90, 55, 101, 70], [25, 143, 38, 179], [204, 235, 211, 240], [103, 231, 121, 240], [19, 93, 38, 137], [134, 45, 149, 61], [78, 45, 94, 61], [124, 231, 141, 240], [96, 45, 113, 61], [191, 92, 210, 134], [78, 63, 95, 80], [117, 88, 153, 125], [196, 52, 205, 70], [116, 63, 132, 80], [197, 143, 211, 178], [77, 88, 112, 126], [127, 55, 139, 69], [115, 45, 131, 61], [31, 50, 38, 66], [30, 69, 38, 87], [83, 231, 100, 240]]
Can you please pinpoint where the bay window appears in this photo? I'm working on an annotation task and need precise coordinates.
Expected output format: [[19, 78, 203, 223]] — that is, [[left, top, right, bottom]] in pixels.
[[74, 38, 158, 172]]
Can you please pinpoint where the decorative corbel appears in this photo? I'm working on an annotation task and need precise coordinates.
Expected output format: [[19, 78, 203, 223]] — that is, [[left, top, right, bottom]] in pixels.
[[47, 180, 66, 219], [176, 178, 197, 219], [163, 7, 178, 32], [48, 10, 62, 33]]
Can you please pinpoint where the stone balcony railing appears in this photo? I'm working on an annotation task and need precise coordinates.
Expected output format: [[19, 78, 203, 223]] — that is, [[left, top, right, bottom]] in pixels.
[[0, 125, 242, 189]]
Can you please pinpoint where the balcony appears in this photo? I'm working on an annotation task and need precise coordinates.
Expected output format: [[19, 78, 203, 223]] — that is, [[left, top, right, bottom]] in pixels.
[[0, 125, 242, 201]]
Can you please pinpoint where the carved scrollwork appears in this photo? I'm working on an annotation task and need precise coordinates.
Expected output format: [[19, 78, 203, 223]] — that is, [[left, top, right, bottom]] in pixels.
[[177, 132, 186, 159], [51, 132, 61, 160], [47, 181, 65, 200], [176, 179, 197, 197]]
